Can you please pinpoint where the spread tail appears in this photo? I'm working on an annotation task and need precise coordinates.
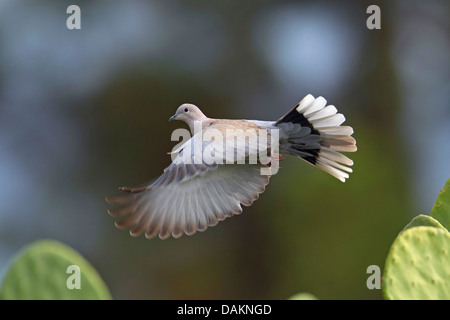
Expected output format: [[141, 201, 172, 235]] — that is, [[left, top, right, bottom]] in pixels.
[[276, 94, 357, 182]]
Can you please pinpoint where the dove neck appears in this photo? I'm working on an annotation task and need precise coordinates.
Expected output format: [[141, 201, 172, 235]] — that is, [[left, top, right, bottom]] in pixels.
[[189, 118, 214, 135]]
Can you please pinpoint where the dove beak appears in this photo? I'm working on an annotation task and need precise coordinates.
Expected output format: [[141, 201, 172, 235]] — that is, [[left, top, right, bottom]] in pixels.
[[169, 114, 178, 122]]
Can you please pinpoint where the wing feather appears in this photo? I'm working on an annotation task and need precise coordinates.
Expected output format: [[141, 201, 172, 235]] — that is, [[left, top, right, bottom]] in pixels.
[[107, 122, 272, 239], [106, 164, 270, 239]]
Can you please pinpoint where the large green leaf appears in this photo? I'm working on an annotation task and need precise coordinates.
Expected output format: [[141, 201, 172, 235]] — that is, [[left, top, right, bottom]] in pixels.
[[382, 226, 450, 300], [0, 240, 111, 300]]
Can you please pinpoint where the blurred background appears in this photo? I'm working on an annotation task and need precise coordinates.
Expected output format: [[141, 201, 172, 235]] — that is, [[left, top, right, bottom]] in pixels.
[[0, 0, 449, 299]]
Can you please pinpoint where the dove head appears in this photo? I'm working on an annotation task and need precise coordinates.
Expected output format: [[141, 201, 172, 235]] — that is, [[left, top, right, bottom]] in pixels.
[[169, 103, 208, 133]]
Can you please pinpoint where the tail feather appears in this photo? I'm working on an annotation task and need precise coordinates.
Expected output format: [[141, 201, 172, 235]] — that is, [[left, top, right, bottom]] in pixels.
[[276, 94, 357, 182]]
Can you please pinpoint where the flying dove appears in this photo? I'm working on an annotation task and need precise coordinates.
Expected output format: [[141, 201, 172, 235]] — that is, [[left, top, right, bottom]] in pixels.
[[106, 94, 357, 239]]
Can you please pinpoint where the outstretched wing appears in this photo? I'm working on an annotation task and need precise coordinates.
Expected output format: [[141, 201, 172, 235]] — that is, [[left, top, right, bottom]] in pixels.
[[106, 128, 272, 239]]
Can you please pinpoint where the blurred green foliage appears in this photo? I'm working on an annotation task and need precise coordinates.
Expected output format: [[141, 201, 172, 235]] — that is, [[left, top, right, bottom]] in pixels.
[[0, 240, 111, 300], [289, 292, 318, 300], [431, 179, 450, 230]]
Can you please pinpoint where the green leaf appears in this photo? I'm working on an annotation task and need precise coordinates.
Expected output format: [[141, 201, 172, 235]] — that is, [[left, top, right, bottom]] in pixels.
[[382, 226, 450, 300], [402, 214, 445, 232], [0, 240, 111, 300], [288, 292, 318, 300], [430, 178, 450, 231]]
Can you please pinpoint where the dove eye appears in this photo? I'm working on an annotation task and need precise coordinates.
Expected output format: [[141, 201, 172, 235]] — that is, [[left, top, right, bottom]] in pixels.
[[184, 108, 189, 113]]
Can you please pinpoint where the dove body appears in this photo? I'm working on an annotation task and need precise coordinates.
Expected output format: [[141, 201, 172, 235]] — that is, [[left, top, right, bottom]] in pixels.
[[107, 95, 357, 239]]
